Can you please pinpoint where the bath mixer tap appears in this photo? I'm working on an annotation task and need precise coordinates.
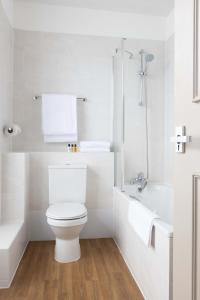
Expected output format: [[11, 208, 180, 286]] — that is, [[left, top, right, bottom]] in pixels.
[[130, 172, 147, 192]]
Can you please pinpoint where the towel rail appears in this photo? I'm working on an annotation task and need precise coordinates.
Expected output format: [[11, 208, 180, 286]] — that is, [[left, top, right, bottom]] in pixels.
[[33, 95, 87, 102]]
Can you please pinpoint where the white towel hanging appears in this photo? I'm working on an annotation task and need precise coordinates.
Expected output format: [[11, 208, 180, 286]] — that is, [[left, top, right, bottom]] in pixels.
[[128, 199, 160, 246], [42, 94, 77, 143]]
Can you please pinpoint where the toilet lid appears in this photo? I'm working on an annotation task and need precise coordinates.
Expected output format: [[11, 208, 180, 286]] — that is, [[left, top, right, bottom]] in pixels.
[[46, 203, 87, 220]]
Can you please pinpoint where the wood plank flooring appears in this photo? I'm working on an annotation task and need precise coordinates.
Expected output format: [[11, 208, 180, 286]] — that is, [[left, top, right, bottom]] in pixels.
[[0, 239, 144, 300]]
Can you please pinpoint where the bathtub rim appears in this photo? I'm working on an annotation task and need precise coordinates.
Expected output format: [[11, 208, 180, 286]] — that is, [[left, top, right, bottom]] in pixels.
[[113, 186, 173, 238]]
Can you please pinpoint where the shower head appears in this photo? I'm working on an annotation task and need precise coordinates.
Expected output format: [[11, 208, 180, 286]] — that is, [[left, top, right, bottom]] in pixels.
[[125, 50, 134, 59], [115, 48, 134, 59], [145, 53, 154, 62]]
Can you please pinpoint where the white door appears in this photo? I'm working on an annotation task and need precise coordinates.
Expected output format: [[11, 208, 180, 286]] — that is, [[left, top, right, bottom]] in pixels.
[[174, 0, 200, 299]]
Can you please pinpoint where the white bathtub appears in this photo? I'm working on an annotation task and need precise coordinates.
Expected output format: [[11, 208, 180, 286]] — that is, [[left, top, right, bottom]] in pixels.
[[113, 183, 173, 300]]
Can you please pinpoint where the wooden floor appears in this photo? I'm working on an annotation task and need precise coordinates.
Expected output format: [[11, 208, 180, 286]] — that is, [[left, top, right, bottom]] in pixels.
[[0, 239, 143, 300]]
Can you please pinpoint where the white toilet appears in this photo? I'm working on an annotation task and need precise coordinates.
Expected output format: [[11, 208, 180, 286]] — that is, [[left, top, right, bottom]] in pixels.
[[46, 163, 87, 263]]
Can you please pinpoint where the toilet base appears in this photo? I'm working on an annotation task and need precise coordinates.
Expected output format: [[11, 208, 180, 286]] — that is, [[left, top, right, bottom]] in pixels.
[[55, 237, 80, 263]]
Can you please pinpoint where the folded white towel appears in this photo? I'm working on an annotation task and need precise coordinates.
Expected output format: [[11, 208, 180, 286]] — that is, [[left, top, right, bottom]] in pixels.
[[44, 134, 77, 143], [42, 94, 77, 143], [80, 148, 110, 152], [80, 141, 110, 149], [128, 200, 159, 246]]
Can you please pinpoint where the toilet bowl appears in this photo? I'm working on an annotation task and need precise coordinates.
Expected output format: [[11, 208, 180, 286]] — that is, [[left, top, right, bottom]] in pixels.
[[46, 163, 87, 263], [46, 202, 87, 263]]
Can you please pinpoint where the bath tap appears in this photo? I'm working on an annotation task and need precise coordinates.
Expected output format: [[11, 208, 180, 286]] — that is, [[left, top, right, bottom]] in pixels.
[[130, 172, 147, 192]]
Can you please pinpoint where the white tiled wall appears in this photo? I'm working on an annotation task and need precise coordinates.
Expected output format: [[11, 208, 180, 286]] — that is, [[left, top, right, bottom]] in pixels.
[[12, 30, 173, 186], [0, 1, 13, 151], [1, 153, 29, 222], [164, 35, 174, 185], [13, 31, 118, 151]]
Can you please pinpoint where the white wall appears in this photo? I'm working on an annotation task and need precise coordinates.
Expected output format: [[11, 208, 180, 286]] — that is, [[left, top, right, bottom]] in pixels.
[[164, 35, 174, 185], [0, 1, 174, 243], [0, 0, 13, 152], [14, 1, 167, 41], [165, 10, 174, 40], [12, 30, 174, 186], [1, 153, 29, 222], [28, 152, 114, 240], [13, 31, 118, 151], [1, 0, 13, 26]]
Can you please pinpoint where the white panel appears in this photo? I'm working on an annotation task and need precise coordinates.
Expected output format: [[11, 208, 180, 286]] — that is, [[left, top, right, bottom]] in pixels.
[[192, 174, 200, 300], [0, 153, 29, 288], [113, 187, 172, 300], [0, 222, 28, 288]]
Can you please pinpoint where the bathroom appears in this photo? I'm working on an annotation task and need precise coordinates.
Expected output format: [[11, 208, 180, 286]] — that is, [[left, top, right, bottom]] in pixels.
[[0, 0, 199, 299]]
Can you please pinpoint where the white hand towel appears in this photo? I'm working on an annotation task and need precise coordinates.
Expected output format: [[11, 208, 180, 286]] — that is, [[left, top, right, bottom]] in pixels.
[[44, 134, 77, 143], [128, 200, 160, 246], [42, 94, 77, 142], [80, 141, 110, 149]]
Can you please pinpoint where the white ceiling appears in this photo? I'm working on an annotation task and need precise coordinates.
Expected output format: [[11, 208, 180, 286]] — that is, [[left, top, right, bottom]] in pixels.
[[15, 0, 174, 17]]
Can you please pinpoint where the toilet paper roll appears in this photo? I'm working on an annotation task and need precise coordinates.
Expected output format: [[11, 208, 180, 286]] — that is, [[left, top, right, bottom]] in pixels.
[[3, 124, 22, 137]]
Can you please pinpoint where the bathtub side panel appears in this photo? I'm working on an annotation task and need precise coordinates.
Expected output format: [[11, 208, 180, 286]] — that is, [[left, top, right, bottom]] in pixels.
[[114, 188, 172, 300]]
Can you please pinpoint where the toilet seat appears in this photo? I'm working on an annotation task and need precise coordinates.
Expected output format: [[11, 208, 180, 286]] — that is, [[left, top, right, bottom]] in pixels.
[[46, 202, 87, 220], [47, 215, 87, 227]]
